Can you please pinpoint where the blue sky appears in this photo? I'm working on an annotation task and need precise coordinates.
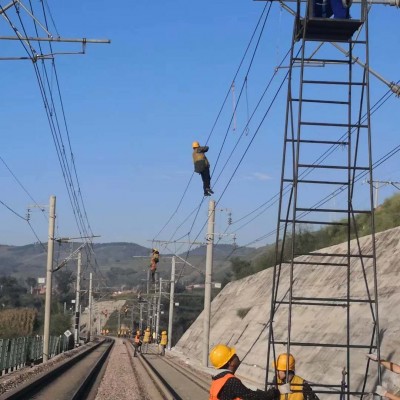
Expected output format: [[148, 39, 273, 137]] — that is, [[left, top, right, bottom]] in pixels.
[[0, 0, 399, 250]]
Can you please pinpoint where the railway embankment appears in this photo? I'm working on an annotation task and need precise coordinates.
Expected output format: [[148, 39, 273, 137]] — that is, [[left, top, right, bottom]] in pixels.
[[173, 226, 400, 393]]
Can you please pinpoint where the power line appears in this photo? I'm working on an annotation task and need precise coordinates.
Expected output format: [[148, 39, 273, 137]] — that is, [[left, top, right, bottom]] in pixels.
[[153, 2, 273, 242]]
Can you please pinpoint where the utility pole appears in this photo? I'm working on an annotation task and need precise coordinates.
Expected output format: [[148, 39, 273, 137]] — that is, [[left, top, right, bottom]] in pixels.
[[131, 303, 134, 334], [202, 199, 215, 367], [74, 251, 82, 347], [43, 195, 56, 362], [139, 302, 143, 332], [146, 269, 151, 329], [366, 179, 400, 208], [156, 278, 162, 339], [118, 309, 121, 335], [88, 272, 93, 342], [167, 256, 176, 350]]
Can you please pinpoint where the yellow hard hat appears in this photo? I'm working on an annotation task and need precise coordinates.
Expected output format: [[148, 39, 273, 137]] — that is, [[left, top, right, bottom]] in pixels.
[[192, 141, 200, 148], [162, 331, 167, 334], [275, 353, 295, 371], [209, 344, 236, 369], [146, 327, 150, 332]]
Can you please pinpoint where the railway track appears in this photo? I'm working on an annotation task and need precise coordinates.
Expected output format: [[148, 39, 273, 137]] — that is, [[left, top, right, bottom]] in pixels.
[[131, 342, 210, 400], [0, 339, 113, 400]]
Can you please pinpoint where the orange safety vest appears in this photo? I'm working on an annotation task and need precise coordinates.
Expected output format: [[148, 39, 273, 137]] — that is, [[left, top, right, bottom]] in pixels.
[[209, 372, 241, 400], [134, 335, 141, 343], [277, 375, 305, 400]]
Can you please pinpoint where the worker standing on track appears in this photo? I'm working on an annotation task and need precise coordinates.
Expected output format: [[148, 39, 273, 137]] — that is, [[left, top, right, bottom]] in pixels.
[[133, 331, 142, 357], [192, 141, 214, 197], [143, 327, 151, 354], [159, 330, 168, 356], [209, 344, 280, 400], [274, 353, 320, 400]]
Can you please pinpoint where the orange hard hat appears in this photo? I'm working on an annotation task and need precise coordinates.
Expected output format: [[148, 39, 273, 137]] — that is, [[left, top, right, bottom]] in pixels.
[[192, 141, 200, 148]]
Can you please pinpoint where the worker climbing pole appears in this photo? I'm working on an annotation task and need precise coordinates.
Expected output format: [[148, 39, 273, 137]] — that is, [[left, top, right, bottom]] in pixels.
[[150, 248, 159, 283]]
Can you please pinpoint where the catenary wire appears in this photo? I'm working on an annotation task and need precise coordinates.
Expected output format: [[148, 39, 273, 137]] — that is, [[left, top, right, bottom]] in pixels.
[[153, 2, 272, 241]]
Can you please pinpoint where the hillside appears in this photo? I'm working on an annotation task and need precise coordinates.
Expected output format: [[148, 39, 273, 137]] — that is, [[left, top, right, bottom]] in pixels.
[[0, 241, 253, 289], [174, 225, 400, 394], [230, 192, 400, 280]]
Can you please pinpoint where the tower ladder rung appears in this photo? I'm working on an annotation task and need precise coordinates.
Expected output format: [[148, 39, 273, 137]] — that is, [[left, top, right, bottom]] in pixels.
[[279, 219, 348, 226], [300, 121, 368, 128], [283, 179, 348, 185], [302, 80, 366, 86], [285, 139, 349, 145], [295, 252, 374, 258], [295, 207, 371, 214], [298, 164, 369, 171], [292, 98, 349, 105]]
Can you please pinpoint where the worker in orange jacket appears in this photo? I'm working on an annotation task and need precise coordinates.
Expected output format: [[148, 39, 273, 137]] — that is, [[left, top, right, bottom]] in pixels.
[[209, 344, 280, 400], [133, 331, 142, 357]]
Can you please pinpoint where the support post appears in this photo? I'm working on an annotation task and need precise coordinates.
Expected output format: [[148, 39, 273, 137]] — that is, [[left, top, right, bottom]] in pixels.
[[43, 195, 56, 362], [167, 256, 176, 350], [118, 309, 121, 335], [89, 272, 93, 341], [202, 199, 215, 367], [156, 278, 162, 339], [74, 251, 82, 347], [139, 303, 143, 332]]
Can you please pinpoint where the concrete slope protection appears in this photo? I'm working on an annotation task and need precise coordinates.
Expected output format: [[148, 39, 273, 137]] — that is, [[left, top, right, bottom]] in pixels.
[[174, 226, 400, 393]]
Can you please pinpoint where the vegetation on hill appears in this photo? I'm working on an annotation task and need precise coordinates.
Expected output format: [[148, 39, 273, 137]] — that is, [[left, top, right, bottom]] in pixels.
[[231, 193, 400, 280]]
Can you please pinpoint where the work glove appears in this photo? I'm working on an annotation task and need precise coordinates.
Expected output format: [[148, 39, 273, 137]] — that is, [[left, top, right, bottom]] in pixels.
[[367, 353, 379, 362], [279, 383, 292, 395], [375, 385, 388, 397]]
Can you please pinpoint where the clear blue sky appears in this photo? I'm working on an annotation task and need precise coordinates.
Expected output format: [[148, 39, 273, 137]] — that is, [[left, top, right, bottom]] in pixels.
[[0, 0, 399, 250]]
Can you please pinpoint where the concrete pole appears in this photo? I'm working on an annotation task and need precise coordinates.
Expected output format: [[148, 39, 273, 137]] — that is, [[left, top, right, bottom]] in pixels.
[[202, 200, 215, 367], [74, 251, 82, 347], [98, 309, 101, 335], [88, 272, 93, 341], [131, 303, 134, 335], [152, 295, 157, 336], [156, 278, 162, 339], [167, 256, 176, 350], [147, 269, 151, 328], [43, 195, 56, 362], [139, 302, 143, 332], [118, 309, 121, 335]]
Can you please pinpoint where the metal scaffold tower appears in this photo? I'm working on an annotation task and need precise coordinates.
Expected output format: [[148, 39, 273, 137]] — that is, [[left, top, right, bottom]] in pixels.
[[265, 0, 384, 398]]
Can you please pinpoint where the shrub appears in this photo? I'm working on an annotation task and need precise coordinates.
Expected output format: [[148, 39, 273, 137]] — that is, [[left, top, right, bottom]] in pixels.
[[237, 307, 251, 319]]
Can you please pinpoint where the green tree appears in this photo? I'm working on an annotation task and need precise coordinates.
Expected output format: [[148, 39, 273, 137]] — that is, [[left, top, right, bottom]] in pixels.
[[54, 270, 74, 303], [230, 257, 252, 280]]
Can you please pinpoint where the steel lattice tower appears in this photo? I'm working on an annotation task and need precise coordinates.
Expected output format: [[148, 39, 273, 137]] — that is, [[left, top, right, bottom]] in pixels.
[[264, 0, 382, 398]]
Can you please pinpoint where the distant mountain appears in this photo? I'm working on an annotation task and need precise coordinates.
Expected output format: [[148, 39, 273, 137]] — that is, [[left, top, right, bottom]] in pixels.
[[0, 241, 255, 287]]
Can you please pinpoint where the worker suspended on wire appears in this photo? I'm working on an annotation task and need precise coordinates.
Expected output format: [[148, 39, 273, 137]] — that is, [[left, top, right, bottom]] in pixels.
[[150, 248, 159, 282], [133, 331, 142, 357], [192, 141, 214, 197], [274, 353, 320, 400], [209, 344, 280, 400], [367, 354, 400, 400], [159, 330, 168, 356]]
